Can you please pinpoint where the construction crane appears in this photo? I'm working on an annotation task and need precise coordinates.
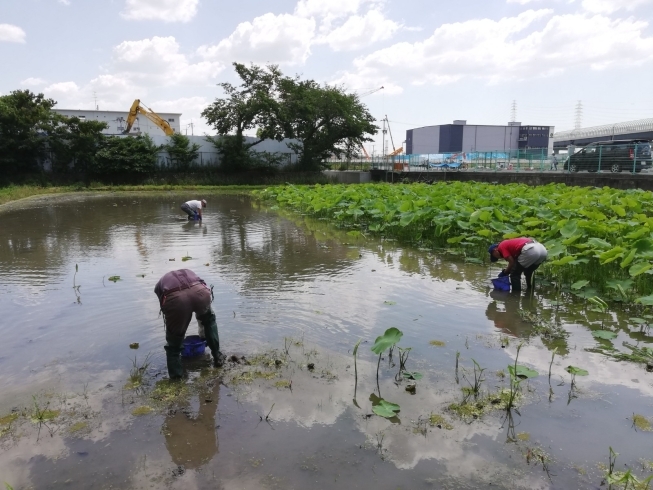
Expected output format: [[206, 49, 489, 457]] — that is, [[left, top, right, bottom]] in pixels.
[[357, 86, 384, 98], [383, 115, 403, 156], [123, 99, 175, 136]]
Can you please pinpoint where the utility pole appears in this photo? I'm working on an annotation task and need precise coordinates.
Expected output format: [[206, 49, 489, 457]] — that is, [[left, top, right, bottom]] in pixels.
[[382, 118, 387, 157], [510, 100, 517, 123], [93, 91, 98, 110]]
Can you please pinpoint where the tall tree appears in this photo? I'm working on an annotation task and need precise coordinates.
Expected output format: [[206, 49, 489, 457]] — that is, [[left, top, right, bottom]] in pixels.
[[50, 117, 107, 174], [202, 63, 281, 171], [93, 135, 158, 178], [276, 78, 378, 169], [0, 90, 60, 175], [162, 133, 201, 171]]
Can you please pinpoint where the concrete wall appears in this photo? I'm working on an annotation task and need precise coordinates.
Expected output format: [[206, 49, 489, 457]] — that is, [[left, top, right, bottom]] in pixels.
[[53, 109, 182, 136], [370, 169, 653, 191], [323, 171, 371, 183], [411, 126, 440, 154]]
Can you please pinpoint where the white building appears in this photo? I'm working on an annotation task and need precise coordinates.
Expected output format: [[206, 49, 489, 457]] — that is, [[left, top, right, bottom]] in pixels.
[[52, 108, 182, 137]]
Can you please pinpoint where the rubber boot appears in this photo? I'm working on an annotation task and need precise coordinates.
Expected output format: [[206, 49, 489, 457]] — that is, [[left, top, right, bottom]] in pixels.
[[196, 308, 222, 367], [164, 338, 184, 380], [524, 270, 534, 290], [510, 271, 522, 292]]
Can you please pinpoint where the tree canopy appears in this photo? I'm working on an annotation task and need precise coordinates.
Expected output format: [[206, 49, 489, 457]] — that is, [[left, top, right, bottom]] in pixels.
[[202, 63, 378, 171], [0, 90, 59, 174]]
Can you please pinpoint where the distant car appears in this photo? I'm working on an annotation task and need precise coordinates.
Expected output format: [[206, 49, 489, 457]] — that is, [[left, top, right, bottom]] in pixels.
[[564, 140, 652, 173]]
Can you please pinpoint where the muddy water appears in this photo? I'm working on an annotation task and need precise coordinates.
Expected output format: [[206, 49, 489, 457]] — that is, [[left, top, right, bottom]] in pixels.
[[1, 192, 652, 489]]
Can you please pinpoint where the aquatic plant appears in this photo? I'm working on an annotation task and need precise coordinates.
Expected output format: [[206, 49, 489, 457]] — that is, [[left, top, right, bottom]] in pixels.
[[371, 398, 400, 419], [506, 343, 538, 410], [371, 327, 403, 394], [353, 338, 362, 397], [256, 182, 653, 304], [565, 365, 589, 388], [604, 447, 653, 489], [462, 359, 486, 399], [129, 353, 152, 387], [108, 275, 120, 282]]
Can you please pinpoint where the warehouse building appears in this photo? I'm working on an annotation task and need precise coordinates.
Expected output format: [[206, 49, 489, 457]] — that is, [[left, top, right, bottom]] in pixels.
[[52, 108, 182, 137], [406, 121, 554, 155]]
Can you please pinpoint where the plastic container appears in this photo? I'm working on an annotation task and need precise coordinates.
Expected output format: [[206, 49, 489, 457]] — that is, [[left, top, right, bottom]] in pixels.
[[491, 276, 511, 291], [182, 335, 206, 357]]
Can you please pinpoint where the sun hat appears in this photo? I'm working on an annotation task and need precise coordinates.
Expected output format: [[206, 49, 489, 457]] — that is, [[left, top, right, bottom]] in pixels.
[[488, 244, 499, 262], [201, 199, 207, 207]]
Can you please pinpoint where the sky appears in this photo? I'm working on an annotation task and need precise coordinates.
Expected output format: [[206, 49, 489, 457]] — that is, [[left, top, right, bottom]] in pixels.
[[1, 0, 653, 154]]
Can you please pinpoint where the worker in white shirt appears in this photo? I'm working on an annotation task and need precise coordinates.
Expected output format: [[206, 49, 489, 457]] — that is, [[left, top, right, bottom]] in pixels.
[[180, 199, 206, 221]]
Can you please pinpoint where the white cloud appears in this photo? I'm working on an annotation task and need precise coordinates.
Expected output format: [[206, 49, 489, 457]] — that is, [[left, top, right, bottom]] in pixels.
[[44, 81, 80, 96], [0, 24, 26, 43], [121, 0, 198, 23], [58, 0, 71, 6], [112, 36, 223, 85], [321, 9, 400, 51], [150, 96, 211, 134], [20, 77, 47, 87], [507, 0, 544, 4], [295, 0, 383, 20], [345, 10, 653, 89], [581, 0, 653, 13], [197, 13, 316, 65]]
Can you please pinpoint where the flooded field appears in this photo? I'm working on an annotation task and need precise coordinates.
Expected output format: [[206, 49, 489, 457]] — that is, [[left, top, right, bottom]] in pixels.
[[1, 192, 652, 489]]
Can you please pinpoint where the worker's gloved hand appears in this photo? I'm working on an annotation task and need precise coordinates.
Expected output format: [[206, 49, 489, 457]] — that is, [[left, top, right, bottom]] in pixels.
[[498, 269, 508, 278]]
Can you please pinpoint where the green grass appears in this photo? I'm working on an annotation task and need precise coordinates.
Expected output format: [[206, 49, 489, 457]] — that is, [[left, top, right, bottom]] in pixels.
[[0, 184, 264, 206]]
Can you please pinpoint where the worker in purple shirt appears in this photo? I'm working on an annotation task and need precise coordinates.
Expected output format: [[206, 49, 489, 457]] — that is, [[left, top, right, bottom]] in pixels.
[[154, 269, 223, 379]]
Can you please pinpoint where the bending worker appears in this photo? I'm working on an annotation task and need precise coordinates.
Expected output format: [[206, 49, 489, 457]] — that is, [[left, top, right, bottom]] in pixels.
[[154, 269, 223, 379], [181, 199, 206, 220], [488, 238, 547, 290]]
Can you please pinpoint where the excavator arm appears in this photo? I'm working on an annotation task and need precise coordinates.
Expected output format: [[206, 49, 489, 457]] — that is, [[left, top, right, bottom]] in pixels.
[[123, 99, 175, 136]]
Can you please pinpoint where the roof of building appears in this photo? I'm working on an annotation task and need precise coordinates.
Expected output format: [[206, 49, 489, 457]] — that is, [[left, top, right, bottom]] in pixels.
[[53, 108, 182, 115], [554, 118, 653, 141]]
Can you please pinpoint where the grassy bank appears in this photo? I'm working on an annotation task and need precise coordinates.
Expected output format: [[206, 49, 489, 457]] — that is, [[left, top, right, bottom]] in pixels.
[[0, 184, 269, 206]]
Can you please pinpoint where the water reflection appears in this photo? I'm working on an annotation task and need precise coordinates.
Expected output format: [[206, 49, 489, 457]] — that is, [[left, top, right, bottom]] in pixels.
[[163, 381, 220, 470]]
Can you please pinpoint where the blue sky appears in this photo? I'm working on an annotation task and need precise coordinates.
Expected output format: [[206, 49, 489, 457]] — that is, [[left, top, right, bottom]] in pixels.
[[1, 0, 652, 153]]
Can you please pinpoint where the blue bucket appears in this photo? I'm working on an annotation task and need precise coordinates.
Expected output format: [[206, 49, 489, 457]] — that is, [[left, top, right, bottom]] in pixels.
[[182, 335, 206, 357], [491, 276, 511, 291]]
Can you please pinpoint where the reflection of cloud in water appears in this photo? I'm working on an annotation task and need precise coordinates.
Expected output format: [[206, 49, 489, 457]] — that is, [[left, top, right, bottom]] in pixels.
[[507, 342, 653, 399], [230, 344, 544, 484], [0, 365, 133, 489]]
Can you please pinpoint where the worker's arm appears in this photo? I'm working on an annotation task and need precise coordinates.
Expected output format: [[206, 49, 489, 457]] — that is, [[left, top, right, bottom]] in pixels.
[[197, 208, 202, 220], [503, 256, 516, 275]]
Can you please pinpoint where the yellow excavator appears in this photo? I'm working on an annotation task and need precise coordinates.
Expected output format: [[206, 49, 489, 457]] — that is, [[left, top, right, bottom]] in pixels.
[[123, 99, 175, 136]]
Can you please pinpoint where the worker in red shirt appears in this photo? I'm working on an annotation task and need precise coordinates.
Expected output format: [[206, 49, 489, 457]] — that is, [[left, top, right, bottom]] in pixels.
[[488, 238, 547, 290]]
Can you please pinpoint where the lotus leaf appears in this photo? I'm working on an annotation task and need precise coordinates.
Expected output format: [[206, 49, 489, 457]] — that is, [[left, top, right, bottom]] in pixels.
[[508, 365, 538, 379], [571, 280, 590, 290], [565, 366, 589, 376], [630, 262, 652, 277], [592, 330, 617, 340], [370, 327, 403, 355], [371, 398, 401, 418]]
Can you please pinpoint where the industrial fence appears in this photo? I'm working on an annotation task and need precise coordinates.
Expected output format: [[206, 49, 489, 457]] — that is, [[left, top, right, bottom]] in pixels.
[[325, 143, 652, 174]]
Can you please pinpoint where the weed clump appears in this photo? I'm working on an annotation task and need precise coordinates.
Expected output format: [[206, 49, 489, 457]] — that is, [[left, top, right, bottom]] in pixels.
[[132, 406, 153, 416], [632, 414, 652, 432]]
